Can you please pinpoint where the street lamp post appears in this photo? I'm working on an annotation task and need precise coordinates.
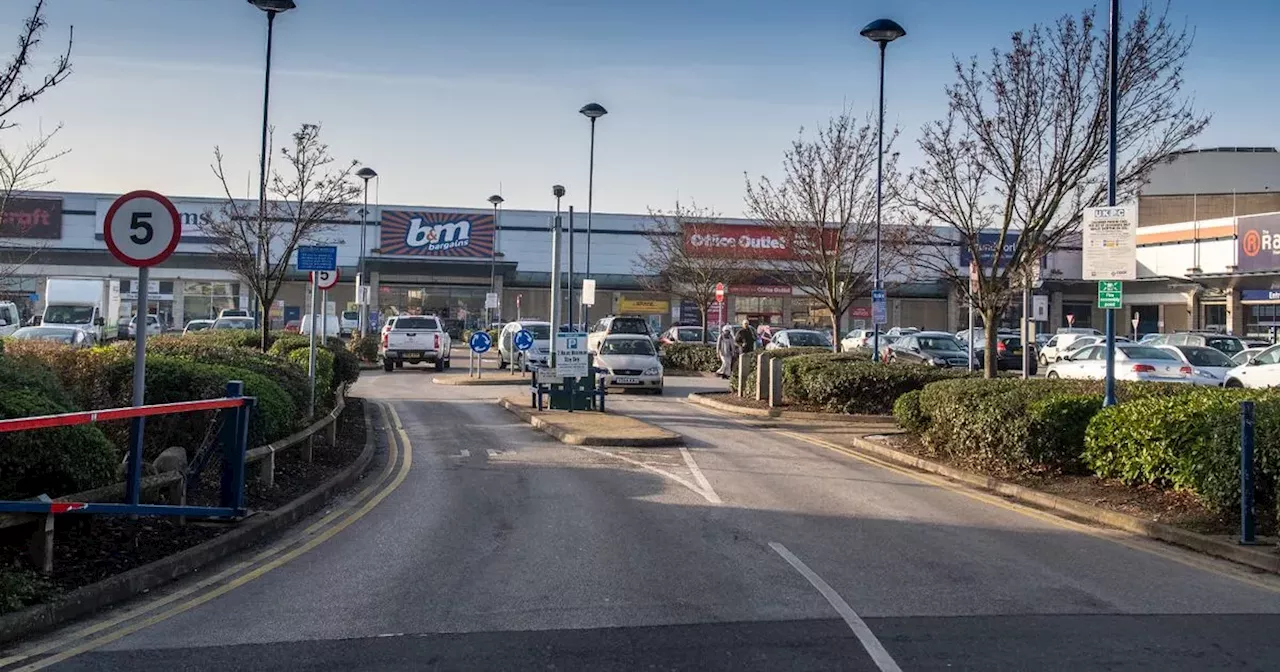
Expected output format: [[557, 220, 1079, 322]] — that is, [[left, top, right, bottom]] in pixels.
[[579, 103, 607, 329], [488, 194, 505, 326], [860, 18, 905, 364], [356, 166, 377, 337], [247, 0, 295, 328], [550, 186, 566, 359], [1103, 0, 1121, 407]]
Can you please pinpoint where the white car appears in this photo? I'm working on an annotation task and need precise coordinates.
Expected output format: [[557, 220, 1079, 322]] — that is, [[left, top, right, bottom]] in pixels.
[[380, 314, 451, 371], [840, 329, 877, 352], [1041, 334, 1130, 364], [766, 329, 832, 350], [127, 314, 163, 339], [1156, 345, 1236, 385], [1232, 348, 1265, 366], [0, 301, 20, 337], [498, 320, 552, 371], [340, 310, 360, 337], [1223, 343, 1280, 388], [594, 334, 663, 394], [183, 319, 214, 335], [1045, 344, 1199, 384], [218, 308, 250, 319]]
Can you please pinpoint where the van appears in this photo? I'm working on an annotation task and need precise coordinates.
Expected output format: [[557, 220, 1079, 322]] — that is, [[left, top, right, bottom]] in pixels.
[[0, 301, 19, 337], [299, 313, 342, 338]]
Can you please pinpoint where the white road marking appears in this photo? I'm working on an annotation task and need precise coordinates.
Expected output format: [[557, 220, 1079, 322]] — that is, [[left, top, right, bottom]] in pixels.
[[487, 449, 502, 457], [573, 445, 719, 505], [679, 447, 722, 504], [769, 542, 903, 672], [459, 449, 470, 458]]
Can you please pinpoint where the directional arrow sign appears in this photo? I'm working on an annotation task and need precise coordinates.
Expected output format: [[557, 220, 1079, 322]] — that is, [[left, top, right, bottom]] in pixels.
[[1097, 280, 1123, 310]]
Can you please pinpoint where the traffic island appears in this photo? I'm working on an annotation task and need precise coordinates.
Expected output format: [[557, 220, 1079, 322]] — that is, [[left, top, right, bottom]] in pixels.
[[498, 396, 682, 447], [434, 374, 528, 386]]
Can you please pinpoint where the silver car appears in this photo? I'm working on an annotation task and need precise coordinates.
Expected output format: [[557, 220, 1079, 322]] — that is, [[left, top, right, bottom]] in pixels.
[[594, 334, 664, 394]]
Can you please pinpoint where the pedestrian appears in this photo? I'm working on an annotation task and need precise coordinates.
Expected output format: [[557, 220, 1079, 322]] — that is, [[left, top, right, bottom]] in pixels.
[[734, 317, 756, 355], [716, 324, 736, 379]]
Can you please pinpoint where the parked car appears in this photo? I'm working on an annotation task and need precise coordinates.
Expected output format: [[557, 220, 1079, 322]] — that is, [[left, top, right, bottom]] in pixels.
[[885, 326, 920, 338], [340, 310, 360, 337], [766, 329, 832, 350], [1156, 345, 1236, 385], [1243, 338, 1274, 349], [1040, 333, 1129, 364], [127, 314, 163, 339], [380, 314, 451, 372], [284, 320, 301, 334], [657, 325, 707, 345], [971, 334, 1037, 375], [954, 327, 1015, 346], [1162, 331, 1246, 357], [211, 316, 257, 331], [298, 314, 341, 337], [10, 325, 95, 348], [1138, 333, 1166, 345], [218, 308, 250, 319], [497, 320, 552, 371], [1056, 327, 1103, 336], [0, 301, 19, 337], [593, 334, 664, 394], [1233, 348, 1265, 366], [183, 319, 214, 335], [1045, 344, 1206, 384], [587, 315, 652, 353], [840, 328, 878, 352], [1223, 343, 1280, 388], [886, 332, 970, 368]]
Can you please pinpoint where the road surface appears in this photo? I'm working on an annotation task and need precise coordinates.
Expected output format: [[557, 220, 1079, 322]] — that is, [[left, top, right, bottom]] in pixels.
[[7, 369, 1279, 671]]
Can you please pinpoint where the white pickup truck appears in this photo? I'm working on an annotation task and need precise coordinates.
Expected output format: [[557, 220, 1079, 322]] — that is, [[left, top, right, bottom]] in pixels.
[[380, 315, 452, 372]]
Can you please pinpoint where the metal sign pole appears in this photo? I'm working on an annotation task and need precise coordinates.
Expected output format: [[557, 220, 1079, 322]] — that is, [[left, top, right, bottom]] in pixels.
[[321, 289, 328, 342], [1102, 0, 1120, 407], [1022, 283, 1031, 379], [308, 274, 318, 418], [126, 265, 149, 507]]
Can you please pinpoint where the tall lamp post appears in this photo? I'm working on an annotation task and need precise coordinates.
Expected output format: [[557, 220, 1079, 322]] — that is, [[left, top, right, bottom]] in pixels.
[[860, 18, 905, 363], [488, 194, 505, 326], [356, 166, 377, 337], [1103, 0, 1120, 407], [579, 103, 607, 328], [247, 0, 295, 327]]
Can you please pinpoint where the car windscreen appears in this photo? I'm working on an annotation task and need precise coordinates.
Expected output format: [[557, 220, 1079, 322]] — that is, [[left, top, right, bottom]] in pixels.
[[677, 328, 704, 342], [394, 317, 440, 331], [1120, 346, 1178, 361], [1206, 337, 1243, 355], [342, 311, 359, 320], [213, 319, 255, 330], [608, 318, 649, 335], [45, 305, 93, 324], [1182, 346, 1234, 367], [919, 336, 961, 351], [785, 331, 830, 347], [600, 338, 656, 356], [187, 322, 211, 331], [525, 324, 551, 339]]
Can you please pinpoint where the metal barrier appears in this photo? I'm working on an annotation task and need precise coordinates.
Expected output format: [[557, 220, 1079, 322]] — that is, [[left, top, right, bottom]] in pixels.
[[0, 381, 255, 520]]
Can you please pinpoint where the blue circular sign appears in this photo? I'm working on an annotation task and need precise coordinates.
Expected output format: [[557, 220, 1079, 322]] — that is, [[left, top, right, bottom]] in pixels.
[[469, 331, 492, 353], [514, 329, 535, 352]]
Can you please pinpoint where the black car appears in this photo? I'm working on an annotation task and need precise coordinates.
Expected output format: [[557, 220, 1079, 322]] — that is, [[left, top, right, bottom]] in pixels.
[[887, 331, 971, 368], [972, 334, 1038, 375]]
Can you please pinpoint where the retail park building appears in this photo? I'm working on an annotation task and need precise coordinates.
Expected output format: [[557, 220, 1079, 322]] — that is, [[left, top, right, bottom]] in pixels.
[[3, 147, 1279, 338]]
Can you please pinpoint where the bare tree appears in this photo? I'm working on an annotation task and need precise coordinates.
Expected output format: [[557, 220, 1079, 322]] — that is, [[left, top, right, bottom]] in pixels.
[[907, 2, 1207, 377], [0, 0, 72, 287], [206, 123, 361, 350], [745, 112, 904, 352], [634, 201, 749, 343]]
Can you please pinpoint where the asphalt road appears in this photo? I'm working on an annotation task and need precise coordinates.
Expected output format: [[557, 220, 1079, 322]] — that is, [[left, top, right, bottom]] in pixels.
[[11, 369, 1280, 671]]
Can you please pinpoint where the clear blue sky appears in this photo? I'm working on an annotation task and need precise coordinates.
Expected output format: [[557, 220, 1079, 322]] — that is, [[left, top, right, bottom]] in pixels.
[[3, 0, 1276, 217]]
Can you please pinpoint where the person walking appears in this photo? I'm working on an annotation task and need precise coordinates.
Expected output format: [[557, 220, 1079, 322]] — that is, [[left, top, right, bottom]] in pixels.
[[734, 317, 756, 355], [715, 324, 736, 379]]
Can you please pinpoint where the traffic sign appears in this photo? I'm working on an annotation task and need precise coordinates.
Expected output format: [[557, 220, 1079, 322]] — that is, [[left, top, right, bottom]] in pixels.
[[581, 279, 596, 307], [485, 292, 499, 309], [1032, 295, 1049, 322], [1066, 313, 1075, 327], [715, 283, 725, 303], [1097, 280, 1123, 309], [469, 331, 492, 353], [871, 289, 887, 325], [313, 269, 339, 290], [556, 331, 589, 378], [514, 329, 535, 352], [296, 245, 337, 272], [103, 190, 182, 268]]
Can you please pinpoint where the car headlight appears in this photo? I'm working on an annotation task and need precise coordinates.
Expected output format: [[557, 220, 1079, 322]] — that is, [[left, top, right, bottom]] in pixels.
[[643, 366, 661, 376], [931, 357, 946, 366]]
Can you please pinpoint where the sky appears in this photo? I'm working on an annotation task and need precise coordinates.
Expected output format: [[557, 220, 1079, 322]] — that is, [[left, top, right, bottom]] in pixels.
[[1, 0, 1276, 218]]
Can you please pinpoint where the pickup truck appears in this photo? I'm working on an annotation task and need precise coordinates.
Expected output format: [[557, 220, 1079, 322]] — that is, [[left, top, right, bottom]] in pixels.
[[380, 315, 452, 372]]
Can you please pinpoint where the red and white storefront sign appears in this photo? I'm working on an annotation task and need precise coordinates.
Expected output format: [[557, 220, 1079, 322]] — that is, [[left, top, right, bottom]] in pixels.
[[683, 222, 837, 261], [730, 284, 791, 297]]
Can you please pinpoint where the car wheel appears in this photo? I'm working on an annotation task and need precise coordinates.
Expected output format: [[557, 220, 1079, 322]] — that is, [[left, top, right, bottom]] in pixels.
[[1038, 354, 1048, 367], [394, 360, 404, 369], [434, 359, 444, 372], [652, 388, 663, 396], [1046, 370, 1059, 379], [498, 356, 508, 370], [383, 359, 394, 372], [444, 358, 451, 370], [1225, 378, 1244, 388]]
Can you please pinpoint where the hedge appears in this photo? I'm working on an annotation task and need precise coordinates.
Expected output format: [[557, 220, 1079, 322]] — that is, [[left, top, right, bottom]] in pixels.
[[270, 334, 357, 393], [1083, 388, 1280, 513], [893, 390, 928, 433], [731, 348, 866, 394], [145, 336, 310, 408], [188, 328, 279, 350], [660, 343, 720, 372], [782, 358, 970, 415], [348, 334, 379, 362], [288, 347, 334, 411]]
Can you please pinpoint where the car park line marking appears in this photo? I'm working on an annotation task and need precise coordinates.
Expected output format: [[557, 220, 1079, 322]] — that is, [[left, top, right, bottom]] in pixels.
[[459, 449, 470, 457], [573, 444, 719, 505], [680, 447, 722, 504], [14, 401, 413, 671], [769, 542, 903, 672]]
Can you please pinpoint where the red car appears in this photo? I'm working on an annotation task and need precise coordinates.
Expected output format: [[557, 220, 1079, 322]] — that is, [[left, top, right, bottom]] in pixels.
[[284, 320, 301, 334]]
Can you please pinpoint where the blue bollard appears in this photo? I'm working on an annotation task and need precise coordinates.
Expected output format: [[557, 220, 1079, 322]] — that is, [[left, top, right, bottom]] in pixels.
[[220, 381, 245, 510], [1240, 400, 1256, 545]]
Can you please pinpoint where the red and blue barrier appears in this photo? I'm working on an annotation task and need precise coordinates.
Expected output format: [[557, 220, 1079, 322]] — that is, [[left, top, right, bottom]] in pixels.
[[0, 381, 255, 519]]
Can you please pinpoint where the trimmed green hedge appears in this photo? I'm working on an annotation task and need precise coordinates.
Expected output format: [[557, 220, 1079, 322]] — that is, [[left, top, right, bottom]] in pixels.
[[146, 336, 310, 408], [187, 328, 279, 350], [348, 334, 379, 362], [893, 390, 928, 433], [288, 347, 334, 411], [1084, 388, 1280, 513], [783, 358, 970, 415], [660, 343, 720, 372]]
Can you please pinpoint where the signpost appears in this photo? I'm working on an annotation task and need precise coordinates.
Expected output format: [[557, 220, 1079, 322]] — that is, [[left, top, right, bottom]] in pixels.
[[1131, 314, 1140, 338], [314, 269, 339, 342], [1067, 313, 1075, 328], [1097, 280, 1123, 309], [871, 289, 887, 325], [1032, 295, 1049, 322], [513, 328, 534, 375], [556, 331, 589, 379], [469, 330, 492, 379], [715, 282, 725, 304], [296, 245, 337, 418], [103, 190, 182, 507]]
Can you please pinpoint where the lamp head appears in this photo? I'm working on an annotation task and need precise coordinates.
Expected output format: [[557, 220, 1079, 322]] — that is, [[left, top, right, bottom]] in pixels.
[[488, 194, 505, 206], [579, 103, 608, 120], [356, 167, 378, 181], [860, 18, 906, 44], [552, 185, 566, 198], [248, 0, 297, 13]]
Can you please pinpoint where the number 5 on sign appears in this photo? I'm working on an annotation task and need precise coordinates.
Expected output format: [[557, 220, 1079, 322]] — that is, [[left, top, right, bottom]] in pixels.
[[104, 190, 182, 267]]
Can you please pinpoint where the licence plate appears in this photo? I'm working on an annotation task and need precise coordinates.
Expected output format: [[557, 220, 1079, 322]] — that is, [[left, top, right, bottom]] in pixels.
[[402, 351, 422, 358], [614, 377, 639, 384]]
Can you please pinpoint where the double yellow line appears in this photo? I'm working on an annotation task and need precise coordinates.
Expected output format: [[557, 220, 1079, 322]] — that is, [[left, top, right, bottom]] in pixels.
[[2, 401, 414, 671]]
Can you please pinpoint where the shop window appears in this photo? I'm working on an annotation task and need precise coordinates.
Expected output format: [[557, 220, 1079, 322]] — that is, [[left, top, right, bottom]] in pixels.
[[1204, 304, 1226, 331], [1062, 303, 1093, 329]]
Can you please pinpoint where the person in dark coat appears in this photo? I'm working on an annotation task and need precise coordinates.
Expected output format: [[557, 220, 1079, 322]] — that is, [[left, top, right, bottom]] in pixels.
[[734, 318, 756, 354]]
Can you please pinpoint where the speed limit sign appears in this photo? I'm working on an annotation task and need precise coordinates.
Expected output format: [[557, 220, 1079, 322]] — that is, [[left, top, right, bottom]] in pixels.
[[103, 190, 182, 267], [313, 269, 339, 290]]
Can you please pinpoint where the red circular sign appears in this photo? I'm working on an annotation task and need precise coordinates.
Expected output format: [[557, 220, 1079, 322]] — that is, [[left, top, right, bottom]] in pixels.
[[1242, 229, 1262, 257], [313, 269, 340, 290], [103, 190, 182, 268], [715, 282, 725, 303]]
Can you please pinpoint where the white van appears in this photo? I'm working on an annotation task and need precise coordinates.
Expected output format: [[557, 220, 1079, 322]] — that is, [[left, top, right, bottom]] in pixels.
[[0, 301, 19, 337], [299, 313, 342, 338]]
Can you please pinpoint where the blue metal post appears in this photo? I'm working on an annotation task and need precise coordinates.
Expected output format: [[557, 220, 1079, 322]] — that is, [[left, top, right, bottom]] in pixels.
[[1102, 0, 1120, 407], [219, 381, 245, 509], [125, 417, 145, 507], [1239, 400, 1256, 545]]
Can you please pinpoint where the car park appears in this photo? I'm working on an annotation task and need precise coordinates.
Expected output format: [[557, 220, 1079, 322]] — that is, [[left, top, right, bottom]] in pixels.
[[498, 320, 552, 370], [886, 331, 970, 368], [765, 329, 832, 350], [1045, 344, 1206, 384], [1156, 344, 1237, 385], [1223, 343, 1280, 388], [380, 314, 451, 371], [657, 325, 707, 345], [586, 315, 652, 353], [593, 334, 663, 394], [183, 319, 214, 335], [10, 325, 95, 348], [971, 334, 1037, 374]]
